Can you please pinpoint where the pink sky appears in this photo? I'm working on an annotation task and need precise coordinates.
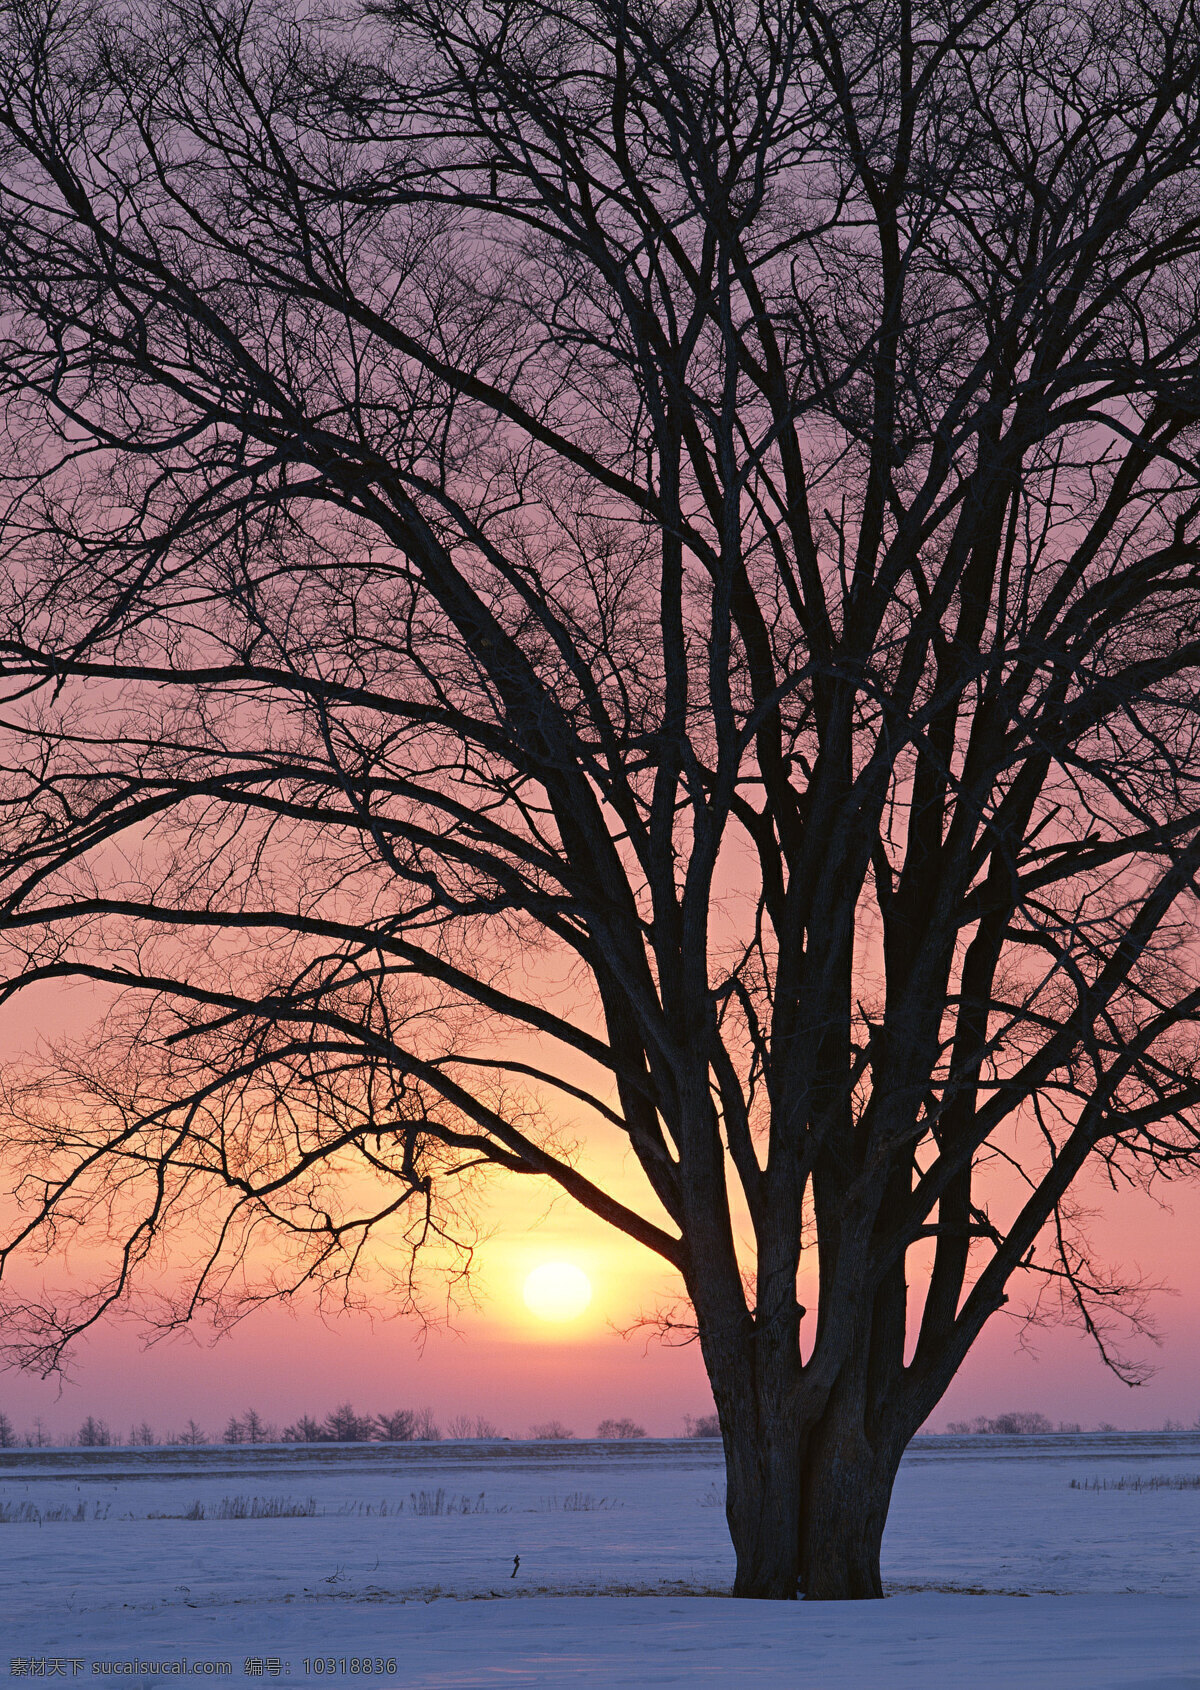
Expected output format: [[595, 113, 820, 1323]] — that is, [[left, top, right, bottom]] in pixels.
[[1, 985, 1198, 1444], [0, 1170, 1196, 1444]]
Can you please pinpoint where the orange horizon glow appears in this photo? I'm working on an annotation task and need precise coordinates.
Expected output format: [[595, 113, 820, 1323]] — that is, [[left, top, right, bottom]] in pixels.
[[2, 976, 1199, 1442]]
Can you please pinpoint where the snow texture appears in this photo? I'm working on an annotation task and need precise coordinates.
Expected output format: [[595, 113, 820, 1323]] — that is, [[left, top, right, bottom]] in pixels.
[[2, 1433, 1197, 1688]]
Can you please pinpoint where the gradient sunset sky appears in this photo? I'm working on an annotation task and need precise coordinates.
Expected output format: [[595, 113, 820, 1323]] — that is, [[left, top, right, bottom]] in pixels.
[[2, 978, 1198, 1444]]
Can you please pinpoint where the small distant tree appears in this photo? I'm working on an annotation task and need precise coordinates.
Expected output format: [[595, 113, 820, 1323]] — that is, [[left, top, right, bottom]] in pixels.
[[596, 1418, 646, 1440], [987, 1412, 1054, 1436], [414, 1408, 441, 1441], [0, 1410, 15, 1447], [77, 1416, 111, 1448], [529, 1420, 575, 1440], [281, 1414, 327, 1444], [127, 1421, 156, 1447], [222, 1416, 244, 1446], [28, 1417, 49, 1449], [241, 1408, 274, 1444], [323, 1403, 372, 1443], [446, 1413, 499, 1440], [947, 1411, 1055, 1435], [684, 1415, 721, 1440], [174, 1420, 207, 1447], [374, 1408, 417, 1441]]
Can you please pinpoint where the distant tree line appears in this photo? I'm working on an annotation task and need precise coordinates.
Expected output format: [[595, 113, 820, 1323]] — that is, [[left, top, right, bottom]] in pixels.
[[942, 1411, 1200, 1434], [946, 1412, 1065, 1435], [0, 1404, 683, 1445], [527, 1417, 649, 1440], [0, 1402, 445, 1447], [2, 1402, 1197, 1448]]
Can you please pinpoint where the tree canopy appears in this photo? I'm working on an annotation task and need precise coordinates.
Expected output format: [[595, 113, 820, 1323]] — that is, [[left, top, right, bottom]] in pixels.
[[2, 0, 1200, 1596]]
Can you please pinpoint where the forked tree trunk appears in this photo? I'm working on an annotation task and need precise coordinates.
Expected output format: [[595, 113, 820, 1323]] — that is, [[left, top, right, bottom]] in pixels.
[[701, 1311, 805, 1599], [798, 1394, 906, 1599], [723, 1407, 805, 1599], [714, 1368, 909, 1601]]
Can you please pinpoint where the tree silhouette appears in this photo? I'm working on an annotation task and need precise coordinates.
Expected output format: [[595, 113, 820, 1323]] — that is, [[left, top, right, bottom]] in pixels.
[[323, 1403, 373, 1442], [596, 1418, 646, 1439], [282, 1414, 327, 1444], [2, 0, 1200, 1597], [77, 1417, 112, 1449]]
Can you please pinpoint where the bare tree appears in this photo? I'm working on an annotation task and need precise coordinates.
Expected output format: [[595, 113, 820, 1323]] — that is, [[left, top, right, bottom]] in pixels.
[[446, 1412, 500, 1439], [282, 1413, 327, 1443], [596, 1417, 646, 1439], [529, 1419, 575, 1439], [375, 1407, 417, 1442], [376, 1404, 441, 1439], [173, 1419, 208, 1447], [241, 1407, 275, 1444], [946, 1411, 1054, 1434], [2, 0, 1200, 1599], [77, 1417, 112, 1449], [324, 1402, 373, 1442], [0, 1410, 15, 1448], [414, 1406, 441, 1441]]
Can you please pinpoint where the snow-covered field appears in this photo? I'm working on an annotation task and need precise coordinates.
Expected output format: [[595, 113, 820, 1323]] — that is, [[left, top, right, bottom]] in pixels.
[[2, 1434, 1197, 1688]]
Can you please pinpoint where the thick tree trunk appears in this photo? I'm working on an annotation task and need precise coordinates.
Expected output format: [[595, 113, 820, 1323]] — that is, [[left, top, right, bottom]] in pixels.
[[723, 1406, 804, 1599], [695, 1218, 911, 1600], [713, 1361, 909, 1600], [798, 1394, 906, 1600], [700, 1304, 806, 1599]]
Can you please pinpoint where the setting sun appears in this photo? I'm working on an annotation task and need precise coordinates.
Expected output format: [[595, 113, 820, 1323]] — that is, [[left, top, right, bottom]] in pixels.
[[522, 1261, 593, 1323]]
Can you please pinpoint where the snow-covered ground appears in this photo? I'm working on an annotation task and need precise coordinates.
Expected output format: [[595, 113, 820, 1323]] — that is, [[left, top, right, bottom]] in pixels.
[[2, 1434, 1197, 1688]]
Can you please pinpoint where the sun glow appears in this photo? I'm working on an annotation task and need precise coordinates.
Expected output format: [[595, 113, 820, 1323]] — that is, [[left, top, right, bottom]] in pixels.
[[522, 1261, 593, 1323]]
